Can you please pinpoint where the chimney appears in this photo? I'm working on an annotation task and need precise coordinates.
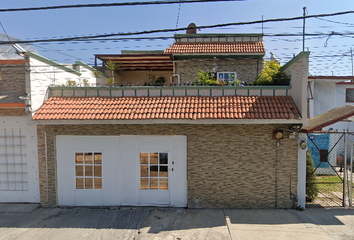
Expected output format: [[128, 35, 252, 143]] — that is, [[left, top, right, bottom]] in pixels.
[[186, 23, 197, 34]]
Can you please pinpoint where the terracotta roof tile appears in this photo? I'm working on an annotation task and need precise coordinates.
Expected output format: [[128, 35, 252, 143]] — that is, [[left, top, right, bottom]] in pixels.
[[165, 42, 265, 54], [33, 95, 301, 121]]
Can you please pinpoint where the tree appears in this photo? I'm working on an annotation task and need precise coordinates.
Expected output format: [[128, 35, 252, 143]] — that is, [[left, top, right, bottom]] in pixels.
[[306, 150, 318, 202], [253, 60, 290, 86], [104, 60, 117, 84]]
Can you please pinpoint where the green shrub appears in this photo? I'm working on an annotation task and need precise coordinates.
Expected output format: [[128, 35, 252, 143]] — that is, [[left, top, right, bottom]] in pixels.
[[306, 150, 318, 202], [253, 60, 290, 86]]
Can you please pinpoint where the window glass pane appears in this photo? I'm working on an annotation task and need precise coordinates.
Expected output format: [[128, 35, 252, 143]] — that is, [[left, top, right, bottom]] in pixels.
[[140, 153, 148, 164], [94, 165, 102, 177], [140, 178, 149, 189], [159, 153, 168, 164], [94, 178, 102, 189], [150, 153, 158, 164], [85, 178, 93, 189], [140, 166, 149, 177], [85, 165, 93, 176], [85, 153, 93, 164], [76, 153, 83, 164], [94, 153, 102, 164], [76, 178, 84, 189], [160, 178, 168, 190], [76, 165, 83, 177], [150, 178, 158, 189], [160, 166, 168, 177], [347, 89, 354, 102], [218, 73, 223, 79], [150, 165, 158, 177]]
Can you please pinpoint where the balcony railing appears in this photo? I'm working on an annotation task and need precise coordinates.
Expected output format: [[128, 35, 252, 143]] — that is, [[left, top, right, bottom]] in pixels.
[[49, 85, 291, 98]]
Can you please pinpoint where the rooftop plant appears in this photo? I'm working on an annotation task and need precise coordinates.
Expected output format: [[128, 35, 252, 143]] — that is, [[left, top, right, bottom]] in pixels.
[[187, 69, 243, 86], [252, 60, 291, 86]]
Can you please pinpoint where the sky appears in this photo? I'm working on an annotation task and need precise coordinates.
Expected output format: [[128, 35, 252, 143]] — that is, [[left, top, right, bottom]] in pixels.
[[1, 0, 354, 76]]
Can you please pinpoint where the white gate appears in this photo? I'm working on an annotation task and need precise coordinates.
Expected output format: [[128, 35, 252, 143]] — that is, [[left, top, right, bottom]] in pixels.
[[0, 117, 39, 203]]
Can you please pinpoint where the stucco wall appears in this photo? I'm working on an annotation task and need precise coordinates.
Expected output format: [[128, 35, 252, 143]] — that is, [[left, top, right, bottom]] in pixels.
[[175, 58, 263, 84], [313, 80, 336, 117], [310, 81, 354, 131], [283, 54, 309, 126], [29, 57, 96, 114], [38, 124, 298, 209]]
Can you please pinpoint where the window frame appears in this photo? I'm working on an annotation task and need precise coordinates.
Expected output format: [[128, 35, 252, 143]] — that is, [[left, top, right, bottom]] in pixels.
[[75, 152, 102, 190], [139, 152, 169, 190], [217, 72, 237, 81]]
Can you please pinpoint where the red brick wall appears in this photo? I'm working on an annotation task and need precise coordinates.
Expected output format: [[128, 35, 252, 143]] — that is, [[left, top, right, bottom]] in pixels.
[[0, 108, 26, 116], [0, 60, 26, 93]]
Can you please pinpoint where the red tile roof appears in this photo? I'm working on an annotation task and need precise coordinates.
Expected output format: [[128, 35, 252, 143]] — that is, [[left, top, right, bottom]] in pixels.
[[33, 96, 301, 121], [164, 42, 265, 54]]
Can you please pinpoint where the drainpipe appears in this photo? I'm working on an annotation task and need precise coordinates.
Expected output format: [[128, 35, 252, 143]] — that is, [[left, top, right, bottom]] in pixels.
[[344, 130, 347, 207], [275, 139, 279, 208]]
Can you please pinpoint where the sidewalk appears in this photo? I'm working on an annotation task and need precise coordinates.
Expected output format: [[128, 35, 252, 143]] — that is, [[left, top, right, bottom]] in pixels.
[[0, 204, 353, 240]]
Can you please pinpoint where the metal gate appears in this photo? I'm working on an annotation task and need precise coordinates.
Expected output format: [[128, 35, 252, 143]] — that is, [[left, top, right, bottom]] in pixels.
[[306, 132, 354, 207]]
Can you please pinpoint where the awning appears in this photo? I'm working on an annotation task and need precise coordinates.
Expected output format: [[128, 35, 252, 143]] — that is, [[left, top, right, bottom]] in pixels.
[[302, 105, 354, 133], [94, 53, 173, 71]]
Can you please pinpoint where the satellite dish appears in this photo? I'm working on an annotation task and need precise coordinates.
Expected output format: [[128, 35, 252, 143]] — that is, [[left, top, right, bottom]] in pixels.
[[186, 23, 197, 34], [0, 32, 38, 60]]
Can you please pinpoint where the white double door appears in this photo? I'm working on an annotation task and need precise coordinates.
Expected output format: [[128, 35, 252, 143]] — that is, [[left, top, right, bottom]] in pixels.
[[57, 135, 187, 207]]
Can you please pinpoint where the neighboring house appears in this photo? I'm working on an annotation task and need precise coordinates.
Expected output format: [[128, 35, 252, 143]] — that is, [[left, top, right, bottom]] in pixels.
[[0, 37, 98, 204], [308, 76, 354, 132], [32, 50, 310, 209], [94, 25, 265, 86], [0, 58, 40, 203]]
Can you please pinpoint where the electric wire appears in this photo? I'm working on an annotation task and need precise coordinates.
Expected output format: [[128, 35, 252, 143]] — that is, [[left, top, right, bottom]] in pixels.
[[0, 0, 245, 12], [2, 11, 354, 44]]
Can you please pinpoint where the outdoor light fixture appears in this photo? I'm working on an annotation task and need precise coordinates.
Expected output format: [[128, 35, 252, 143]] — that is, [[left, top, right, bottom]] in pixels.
[[273, 129, 284, 139], [300, 141, 307, 150], [19, 94, 31, 113]]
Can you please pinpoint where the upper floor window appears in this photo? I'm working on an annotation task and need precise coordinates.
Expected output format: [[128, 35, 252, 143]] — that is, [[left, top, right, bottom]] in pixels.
[[346, 88, 354, 102], [217, 72, 236, 81]]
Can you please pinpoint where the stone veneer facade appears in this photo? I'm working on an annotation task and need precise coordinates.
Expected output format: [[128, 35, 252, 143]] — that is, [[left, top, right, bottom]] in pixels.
[[175, 58, 263, 84], [37, 123, 298, 209]]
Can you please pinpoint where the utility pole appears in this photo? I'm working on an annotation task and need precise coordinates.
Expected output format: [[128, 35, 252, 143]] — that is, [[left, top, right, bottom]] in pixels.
[[303, 7, 306, 52], [351, 47, 353, 77]]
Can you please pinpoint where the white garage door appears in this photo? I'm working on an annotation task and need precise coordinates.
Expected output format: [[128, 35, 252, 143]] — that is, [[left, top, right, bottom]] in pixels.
[[57, 135, 187, 207], [0, 117, 40, 203]]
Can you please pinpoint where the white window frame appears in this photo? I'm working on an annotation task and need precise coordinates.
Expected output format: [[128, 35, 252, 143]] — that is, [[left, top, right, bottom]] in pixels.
[[217, 72, 237, 81]]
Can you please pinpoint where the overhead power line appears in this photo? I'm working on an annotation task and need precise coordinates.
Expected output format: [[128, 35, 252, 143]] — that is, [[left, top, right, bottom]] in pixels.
[[0, 0, 245, 12], [1, 10, 354, 45]]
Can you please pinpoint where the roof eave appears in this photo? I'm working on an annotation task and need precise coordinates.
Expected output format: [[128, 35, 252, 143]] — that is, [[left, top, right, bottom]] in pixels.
[[34, 119, 302, 125]]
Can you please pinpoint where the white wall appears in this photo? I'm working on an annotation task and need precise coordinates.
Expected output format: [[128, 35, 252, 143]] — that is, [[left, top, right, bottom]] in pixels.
[[283, 53, 309, 127], [312, 80, 337, 117], [29, 56, 97, 113], [297, 133, 307, 209], [310, 80, 354, 131]]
